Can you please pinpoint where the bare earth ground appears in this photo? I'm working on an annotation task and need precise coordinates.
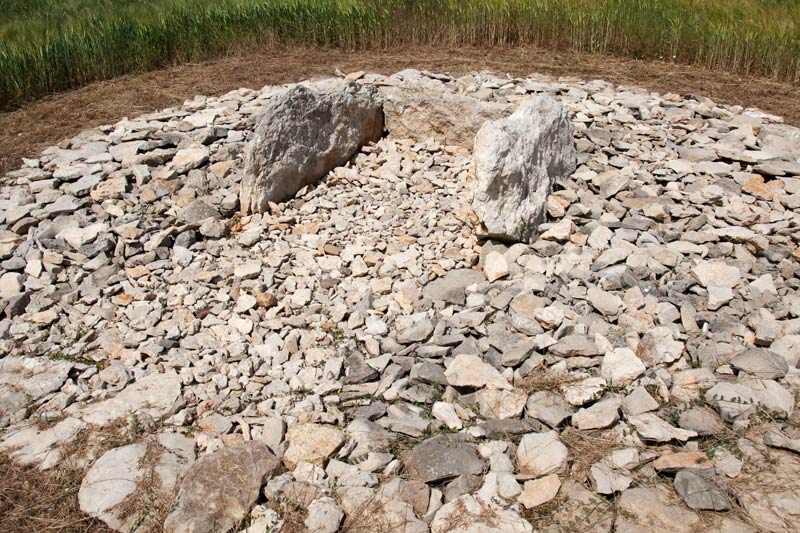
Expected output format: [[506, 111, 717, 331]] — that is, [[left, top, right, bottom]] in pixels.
[[1, 45, 799, 177]]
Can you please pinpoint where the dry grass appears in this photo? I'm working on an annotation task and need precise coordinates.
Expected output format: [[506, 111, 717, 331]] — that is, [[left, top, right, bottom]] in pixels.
[[276, 503, 308, 533], [516, 370, 581, 394], [520, 497, 562, 530], [115, 442, 175, 532], [0, 453, 112, 533], [439, 496, 500, 531], [0, 413, 162, 533], [2, 45, 800, 179], [520, 490, 613, 533], [559, 427, 625, 483]]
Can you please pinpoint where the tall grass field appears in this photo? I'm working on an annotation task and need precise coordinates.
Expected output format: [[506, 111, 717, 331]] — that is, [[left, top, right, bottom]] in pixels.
[[1, 0, 799, 109]]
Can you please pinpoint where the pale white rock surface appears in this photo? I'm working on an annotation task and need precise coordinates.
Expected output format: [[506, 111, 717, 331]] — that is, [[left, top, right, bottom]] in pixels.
[[430, 494, 532, 533], [282, 423, 346, 468], [472, 97, 576, 242], [518, 474, 561, 508], [517, 431, 568, 477], [380, 73, 512, 148], [240, 80, 383, 212], [444, 354, 512, 390], [600, 348, 646, 387]]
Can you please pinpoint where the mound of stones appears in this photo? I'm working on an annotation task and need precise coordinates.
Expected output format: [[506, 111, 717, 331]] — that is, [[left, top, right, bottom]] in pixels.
[[2, 67, 800, 532]]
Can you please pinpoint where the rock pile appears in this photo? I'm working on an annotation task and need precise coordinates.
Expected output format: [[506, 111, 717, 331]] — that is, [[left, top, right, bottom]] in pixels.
[[1, 67, 800, 532]]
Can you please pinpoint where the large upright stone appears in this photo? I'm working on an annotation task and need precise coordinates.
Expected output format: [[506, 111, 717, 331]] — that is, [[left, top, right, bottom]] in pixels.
[[380, 74, 512, 148], [240, 80, 383, 213], [472, 97, 576, 242], [163, 442, 279, 533]]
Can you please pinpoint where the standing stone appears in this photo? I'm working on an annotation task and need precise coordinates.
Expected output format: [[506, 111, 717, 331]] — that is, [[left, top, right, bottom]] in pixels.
[[472, 97, 576, 242], [163, 442, 279, 533], [241, 81, 383, 212]]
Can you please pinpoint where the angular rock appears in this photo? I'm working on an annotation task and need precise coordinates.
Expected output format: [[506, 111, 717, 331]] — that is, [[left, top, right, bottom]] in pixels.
[[517, 431, 568, 477], [163, 442, 279, 533], [430, 494, 532, 533], [422, 269, 484, 306], [472, 97, 576, 242], [69, 370, 181, 426], [628, 413, 697, 442], [600, 348, 646, 387], [445, 354, 512, 390], [673, 470, 731, 511], [241, 81, 383, 212], [616, 487, 700, 532], [704, 382, 758, 422], [730, 348, 788, 379], [518, 474, 561, 509], [483, 251, 509, 282], [653, 451, 713, 473], [79, 436, 195, 532], [305, 497, 344, 533], [571, 397, 621, 430], [381, 74, 512, 148], [691, 261, 741, 289], [283, 423, 345, 468], [587, 287, 622, 316], [525, 391, 574, 428], [403, 434, 484, 483], [589, 462, 632, 494]]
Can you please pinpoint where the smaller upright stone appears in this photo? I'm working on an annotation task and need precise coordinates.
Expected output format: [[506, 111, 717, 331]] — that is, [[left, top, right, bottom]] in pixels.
[[472, 97, 576, 242]]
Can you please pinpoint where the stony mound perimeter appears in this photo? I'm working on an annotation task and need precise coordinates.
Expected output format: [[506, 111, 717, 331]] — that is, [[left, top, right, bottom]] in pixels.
[[2, 69, 800, 532]]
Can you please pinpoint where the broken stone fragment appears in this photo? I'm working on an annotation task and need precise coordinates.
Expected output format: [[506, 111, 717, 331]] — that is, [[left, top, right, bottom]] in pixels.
[[282, 423, 346, 468], [163, 441, 279, 533], [516, 430, 568, 477], [518, 474, 561, 508], [402, 433, 484, 483], [444, 353, 512, 390], [430, 493, 533, 533], [673, 470, 732, 511], [79, 434, 195, 531]]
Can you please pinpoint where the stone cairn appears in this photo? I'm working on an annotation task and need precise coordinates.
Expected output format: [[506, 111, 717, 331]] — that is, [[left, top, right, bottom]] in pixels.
[[1, 67, 800, 532]]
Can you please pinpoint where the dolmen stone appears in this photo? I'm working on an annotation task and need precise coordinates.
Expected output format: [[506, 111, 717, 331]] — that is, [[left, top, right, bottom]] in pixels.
[[240, 80, 383, 212]]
